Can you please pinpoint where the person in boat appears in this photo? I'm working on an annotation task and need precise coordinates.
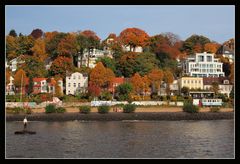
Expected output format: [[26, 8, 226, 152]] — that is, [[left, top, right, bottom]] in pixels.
[[23, 117, 28, 130]]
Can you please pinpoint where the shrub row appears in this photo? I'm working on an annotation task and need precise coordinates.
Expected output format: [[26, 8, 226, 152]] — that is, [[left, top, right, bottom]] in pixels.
[[45, 104, 66, 113]]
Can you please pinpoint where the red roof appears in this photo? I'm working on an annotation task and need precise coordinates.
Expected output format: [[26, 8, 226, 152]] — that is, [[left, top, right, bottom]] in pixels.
[[33, 78, 47, 82], [112, 77, 125, 84]]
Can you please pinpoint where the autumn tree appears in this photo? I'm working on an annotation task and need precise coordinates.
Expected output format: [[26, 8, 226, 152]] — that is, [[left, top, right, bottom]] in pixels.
[[130, 73, 144, 95], [45, 32, 67, 60], [119, 27, 149, 52], [90, 62, 115, 90], [20, 56, 47, 78], [9, 29, 17, 37], [57, 33, 78, 65], [6, 35, 18, 60], [54, 82, 63, 97], [142, 75, 150, 96], [163, 70, 174, 96], [49, 56, 74, 79], [16, 35, 34, 56], [181, 86, 190, 96], [88, 81, 101, 98], [30, 28, 43, 39], [147, 68, 164, 94], [204, 42, 220, 53], [14, 69, 27, 88], [31, 38, 48, 62]]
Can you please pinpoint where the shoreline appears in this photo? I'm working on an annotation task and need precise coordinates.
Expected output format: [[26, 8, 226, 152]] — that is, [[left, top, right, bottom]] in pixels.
[[6, 112, 234, 121]]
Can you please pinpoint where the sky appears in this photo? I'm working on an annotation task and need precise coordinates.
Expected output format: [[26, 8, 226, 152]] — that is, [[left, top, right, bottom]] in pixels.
[[5, 5, 235, 44]]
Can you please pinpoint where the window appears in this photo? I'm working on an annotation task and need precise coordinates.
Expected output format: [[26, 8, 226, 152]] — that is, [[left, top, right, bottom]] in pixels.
[[207, 56, 212, 62], [68, 83, 71, 87], [78, 83, 80, 87], [73, 76, 76, 79], [198, 55, 204, 62], [68, 90, 70, 93], [78, 75, 80, 79], [74, 83, 76, 87], [183, 80, 186, 84]]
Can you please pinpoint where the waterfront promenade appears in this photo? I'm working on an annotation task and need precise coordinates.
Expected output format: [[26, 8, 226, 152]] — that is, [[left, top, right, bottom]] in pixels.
[[6, 107, 234, 121]]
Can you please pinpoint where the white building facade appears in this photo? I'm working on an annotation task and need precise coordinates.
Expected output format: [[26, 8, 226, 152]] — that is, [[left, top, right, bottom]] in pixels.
[[66, 72, 88, 95], [182, 52, 225, 77]]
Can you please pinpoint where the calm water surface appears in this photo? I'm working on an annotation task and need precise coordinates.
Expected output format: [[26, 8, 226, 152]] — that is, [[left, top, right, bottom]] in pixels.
[[6, 120, 234, 158]]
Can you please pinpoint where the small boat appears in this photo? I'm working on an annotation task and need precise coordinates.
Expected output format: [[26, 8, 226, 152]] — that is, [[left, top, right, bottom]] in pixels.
[[14, 130, 36, 135]]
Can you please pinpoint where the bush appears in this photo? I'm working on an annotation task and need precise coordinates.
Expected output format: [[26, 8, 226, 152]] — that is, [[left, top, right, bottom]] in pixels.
[[123, 104, 136, 113], [98, 105, 110, 114], [12, 107, 25, 114], [56, 107, 66, 113], [79, 106, 91, 114], [210, 107, 220, 112], [45, 104, 56, 113], [100, 91, 112, 100], [182, 102, 199, 113]]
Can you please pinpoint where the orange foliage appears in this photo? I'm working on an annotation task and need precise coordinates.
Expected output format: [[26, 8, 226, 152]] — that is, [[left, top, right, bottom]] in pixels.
[[193, 43, 202, 53], [80, 30, 100, 41], [90, 62, 115, 89], [14, 69, 27, 87], [147, 68, 164, 92], [204, 43, 220, 53], [119, 27, 149, 50], [50, 56, 74, 79], [44, 31, 58, 42], [57, 34, 77, 58], [130, 73, 144, 95], [31, 38, 48, 62]]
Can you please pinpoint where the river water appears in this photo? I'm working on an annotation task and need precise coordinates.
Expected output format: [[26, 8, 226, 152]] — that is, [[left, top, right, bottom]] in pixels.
[[6, 120, 234, 158]]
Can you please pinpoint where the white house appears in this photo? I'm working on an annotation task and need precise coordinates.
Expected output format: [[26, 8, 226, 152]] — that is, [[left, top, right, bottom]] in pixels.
[[203, 77, 233, 97], [8, 56, 25, 72], [6, 76, 15, 95], [66, 72, 88, 95], [77, 48, 111, 68], [122, 45, 143, 53], [182, 52, 225, 77]]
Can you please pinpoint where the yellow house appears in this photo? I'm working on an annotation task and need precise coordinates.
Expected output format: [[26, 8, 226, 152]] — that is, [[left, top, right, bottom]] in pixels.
[[178, 77, 203, 90]]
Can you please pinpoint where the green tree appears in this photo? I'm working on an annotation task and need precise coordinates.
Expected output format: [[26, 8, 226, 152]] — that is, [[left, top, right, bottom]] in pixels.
[[181, 86, 190, 96], [115, 83, 133, 101], [182, 34, 211, 55], [96, 56, 116, 74], [9, 29, 17, 37], [16, 35, 34, 55]]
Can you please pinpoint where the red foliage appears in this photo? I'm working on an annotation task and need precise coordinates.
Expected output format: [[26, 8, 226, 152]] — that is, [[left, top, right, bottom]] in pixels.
[[81, 30, 100, 41], [88, 81, 101, 97]]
